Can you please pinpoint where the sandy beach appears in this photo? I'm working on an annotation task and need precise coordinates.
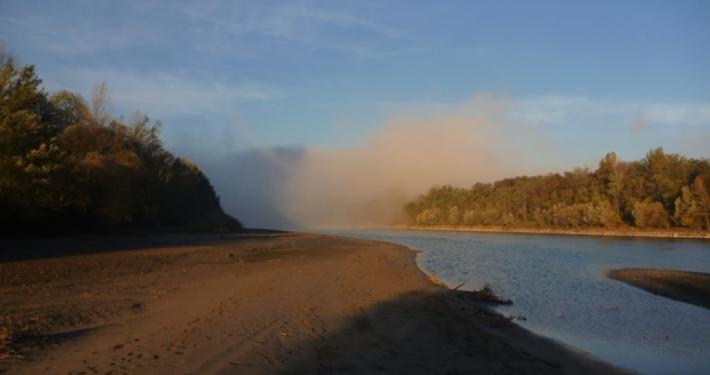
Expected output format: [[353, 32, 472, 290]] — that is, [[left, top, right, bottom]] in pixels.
[[1, 231, 631, 374]]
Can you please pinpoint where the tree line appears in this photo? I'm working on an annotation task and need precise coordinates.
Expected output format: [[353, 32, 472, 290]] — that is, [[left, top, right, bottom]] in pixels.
[[404, 149, 710, 231], [0, 52, 240, 235]]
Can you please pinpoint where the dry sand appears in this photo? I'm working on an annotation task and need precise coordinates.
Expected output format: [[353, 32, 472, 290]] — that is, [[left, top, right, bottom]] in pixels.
[[1, 231, 632, 374]]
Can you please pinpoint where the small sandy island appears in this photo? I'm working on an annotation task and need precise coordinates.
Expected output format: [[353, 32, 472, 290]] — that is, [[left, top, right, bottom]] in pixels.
[[1, 231, 631, 374], [608, 268, 710, 310]]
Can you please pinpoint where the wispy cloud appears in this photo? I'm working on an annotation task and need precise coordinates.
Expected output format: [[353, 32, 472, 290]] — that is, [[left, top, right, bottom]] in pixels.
[[52, 68, 282, 118], [1, 1, 413, 60], [177, 1, 414, 59], [513, 95, 710, 127], [0, 13, 160, 56]]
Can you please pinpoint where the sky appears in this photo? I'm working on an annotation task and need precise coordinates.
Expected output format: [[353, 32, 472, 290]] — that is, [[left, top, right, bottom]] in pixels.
[[2, 0, 709, 227]]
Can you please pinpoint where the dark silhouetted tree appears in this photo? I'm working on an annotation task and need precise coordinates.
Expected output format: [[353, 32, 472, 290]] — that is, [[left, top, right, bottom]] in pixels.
[[0, 56, 240, 235]]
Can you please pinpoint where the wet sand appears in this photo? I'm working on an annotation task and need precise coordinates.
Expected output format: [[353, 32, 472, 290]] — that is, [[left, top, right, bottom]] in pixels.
[[608, 268, 710, 310], [1, 231, 632, 374]]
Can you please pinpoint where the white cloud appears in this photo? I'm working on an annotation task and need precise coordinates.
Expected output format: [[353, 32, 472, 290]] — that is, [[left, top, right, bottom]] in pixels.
[[53, 68, 282, 117]]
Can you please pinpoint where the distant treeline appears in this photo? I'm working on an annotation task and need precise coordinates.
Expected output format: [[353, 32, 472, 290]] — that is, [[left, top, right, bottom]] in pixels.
[[404, 149, 710, 231], [0, 53, 240, 235]]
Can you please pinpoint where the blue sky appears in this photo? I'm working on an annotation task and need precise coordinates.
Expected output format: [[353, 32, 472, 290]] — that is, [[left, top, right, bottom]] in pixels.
[[1, 0, 709, 165]]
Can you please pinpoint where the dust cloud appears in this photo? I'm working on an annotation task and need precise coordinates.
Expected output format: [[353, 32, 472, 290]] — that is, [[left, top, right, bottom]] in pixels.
[[204, 96, 556, 229]]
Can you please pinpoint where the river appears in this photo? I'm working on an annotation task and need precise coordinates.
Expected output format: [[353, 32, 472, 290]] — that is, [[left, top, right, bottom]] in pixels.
[[324, 229, 710, 375]]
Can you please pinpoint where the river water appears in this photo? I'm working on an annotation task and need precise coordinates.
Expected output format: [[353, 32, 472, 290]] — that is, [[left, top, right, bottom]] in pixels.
[[323, 229, 710, 375]]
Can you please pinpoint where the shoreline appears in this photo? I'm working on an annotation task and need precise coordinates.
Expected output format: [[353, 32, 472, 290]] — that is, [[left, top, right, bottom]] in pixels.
[[608, 268, 710, 310], [1, 231, 632, 374], [397, 225, 710, 240]]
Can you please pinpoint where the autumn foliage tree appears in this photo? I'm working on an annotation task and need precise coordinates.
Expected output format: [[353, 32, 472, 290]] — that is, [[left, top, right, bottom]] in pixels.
[[0, 53, 240, 234], [674, 176, 710, 230], [405, 149, 710, 231]]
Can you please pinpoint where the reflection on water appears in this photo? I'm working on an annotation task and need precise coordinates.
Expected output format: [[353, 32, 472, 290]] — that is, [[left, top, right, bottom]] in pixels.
[[324, 229, 710, 375]]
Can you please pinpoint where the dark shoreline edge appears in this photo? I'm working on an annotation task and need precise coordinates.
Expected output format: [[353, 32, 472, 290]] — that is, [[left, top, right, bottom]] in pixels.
[[396, 225, 710, 240], [607, 268, 710, 310]]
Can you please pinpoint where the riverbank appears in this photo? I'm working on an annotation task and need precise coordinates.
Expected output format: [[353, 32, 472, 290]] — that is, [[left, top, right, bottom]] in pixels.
[[0, 232, 631, 374], [402, 225, 710, 239], [608, 268, 710, 310]]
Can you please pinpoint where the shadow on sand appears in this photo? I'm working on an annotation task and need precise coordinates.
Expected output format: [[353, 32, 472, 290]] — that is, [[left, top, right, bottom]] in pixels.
[[0, 229, 286, 263], [276, 289, 624, 375]]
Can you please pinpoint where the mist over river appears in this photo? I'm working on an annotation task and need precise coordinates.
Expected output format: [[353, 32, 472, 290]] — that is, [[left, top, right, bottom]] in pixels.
[[323, 229, 710, 375]]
